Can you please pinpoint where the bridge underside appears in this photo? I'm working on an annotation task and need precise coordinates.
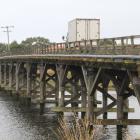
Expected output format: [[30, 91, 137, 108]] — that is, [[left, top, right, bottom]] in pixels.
[[0, 56, 140, 126]]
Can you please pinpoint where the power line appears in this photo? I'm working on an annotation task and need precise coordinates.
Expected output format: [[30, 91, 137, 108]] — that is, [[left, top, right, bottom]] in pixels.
[[1, 26, 14, 51]]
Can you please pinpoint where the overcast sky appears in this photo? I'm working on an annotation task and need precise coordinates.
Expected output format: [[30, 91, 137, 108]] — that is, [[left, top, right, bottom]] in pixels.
[[0, 0, 139, 43]]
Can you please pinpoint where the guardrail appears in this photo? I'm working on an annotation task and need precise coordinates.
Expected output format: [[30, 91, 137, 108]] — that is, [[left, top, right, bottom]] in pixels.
[[1, 35, 140, 56]]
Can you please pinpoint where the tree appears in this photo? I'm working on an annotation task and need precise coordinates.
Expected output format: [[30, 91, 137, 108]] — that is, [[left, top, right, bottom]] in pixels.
[[0, 43, 6, 53], [10, 41, 20, 49], [0, 37, 51, 55], [21, 37, 50, 47]]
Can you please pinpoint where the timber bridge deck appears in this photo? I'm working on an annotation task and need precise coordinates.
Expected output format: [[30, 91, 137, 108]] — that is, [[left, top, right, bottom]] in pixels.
[[0, 35, 140, 126]]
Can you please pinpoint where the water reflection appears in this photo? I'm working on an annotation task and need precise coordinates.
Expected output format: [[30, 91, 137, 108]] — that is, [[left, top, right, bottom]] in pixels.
[[0, 92, 139, 140], [0, 93, 58, 140]]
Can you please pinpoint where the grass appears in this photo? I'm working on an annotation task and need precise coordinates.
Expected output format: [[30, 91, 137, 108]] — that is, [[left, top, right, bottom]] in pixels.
[[122, 129, 133, 140], [55, 116, 103, 140], [51, 116, 133, 140]]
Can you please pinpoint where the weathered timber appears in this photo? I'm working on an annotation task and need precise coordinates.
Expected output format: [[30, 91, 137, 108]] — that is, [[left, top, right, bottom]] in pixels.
[[9, 64, 13, 89], [81, 84, 87, 118], [97, 86, 116, 101], [71, 78, 79, 108], [39, 63, 47, 114], [0, 65, 2, 85], [15, 63, 21, 98], [102, 79, 109, 120], [26, 63, 32, 105], [82, 67, 101, 121], [92, 119, 140, 125], [96, 100, 117, 116], [127, 70, 140, 105], [65, 93, 81, 106], [4, 64, 7, 86], [56, 64, 67, 107], [50, 107, 134, 112]]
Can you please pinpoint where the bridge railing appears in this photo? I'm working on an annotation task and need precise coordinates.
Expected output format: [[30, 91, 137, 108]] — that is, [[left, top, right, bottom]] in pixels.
[[44, 35, 140, 55], [1, 35, 140, 56]]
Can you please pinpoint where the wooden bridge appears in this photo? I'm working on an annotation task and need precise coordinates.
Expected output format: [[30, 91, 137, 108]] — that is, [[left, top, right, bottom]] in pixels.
[[1, 35, 140, 127]]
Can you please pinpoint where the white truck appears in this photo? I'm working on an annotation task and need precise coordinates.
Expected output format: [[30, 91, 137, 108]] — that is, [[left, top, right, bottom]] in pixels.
[[68, 18, 100, 42]]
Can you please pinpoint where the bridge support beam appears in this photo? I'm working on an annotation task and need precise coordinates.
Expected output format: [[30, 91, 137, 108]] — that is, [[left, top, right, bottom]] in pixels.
[[31, 64, 37, 93], [55, 74, 59, 106], [40, 63, 47, 114], [20, 66, 26, 91], [128, 70, 140, 105], [102, 79, 109, 120], [4, 64, 7, 86], [26, 63, 32, 106], [81, 82, 87, 119], [117, 93, 124, 140], [15, 63, 21, 99], [56, 64, 67, 116], [56, 65, 67, 108], [9, 64, 13, 89], [71, 71, 79, 109], [82, 66, 102, 122], [0, 64, 2, 87], [107, 72, 129, 140], [8, 64, 13, 96]]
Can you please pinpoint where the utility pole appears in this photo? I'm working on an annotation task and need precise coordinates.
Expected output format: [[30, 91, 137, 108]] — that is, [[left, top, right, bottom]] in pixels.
[[1, 26, 14, 51]]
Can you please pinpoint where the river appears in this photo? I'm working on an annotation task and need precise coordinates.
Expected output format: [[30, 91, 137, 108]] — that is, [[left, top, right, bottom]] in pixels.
[[0, 92, 139, 140]]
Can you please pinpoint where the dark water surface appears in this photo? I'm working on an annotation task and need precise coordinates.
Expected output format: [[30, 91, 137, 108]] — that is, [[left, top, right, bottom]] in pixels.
[[0, 92, 140, 140], [0, 93, 58, 140]]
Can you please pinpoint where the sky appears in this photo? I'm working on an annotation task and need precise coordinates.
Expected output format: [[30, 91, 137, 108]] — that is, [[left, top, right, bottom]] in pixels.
[[0, 0, 140, 43]]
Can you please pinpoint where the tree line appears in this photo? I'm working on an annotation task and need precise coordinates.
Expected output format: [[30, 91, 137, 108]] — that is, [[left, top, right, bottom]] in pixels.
[[0, 37, 50, 53]]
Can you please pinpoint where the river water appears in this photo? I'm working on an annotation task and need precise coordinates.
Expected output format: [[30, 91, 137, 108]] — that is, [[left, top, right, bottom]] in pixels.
[[0, 92, 139, 140], [0, 93, 58, 140]]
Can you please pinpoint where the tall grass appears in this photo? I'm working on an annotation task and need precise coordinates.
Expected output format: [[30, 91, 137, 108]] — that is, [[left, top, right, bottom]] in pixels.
[[52, 116, 133, 140], [56, 116, 103, 140], [122, 128, 132, 140]]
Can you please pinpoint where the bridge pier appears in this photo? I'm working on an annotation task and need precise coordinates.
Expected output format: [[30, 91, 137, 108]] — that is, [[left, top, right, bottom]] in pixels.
[[0, 64, 2, 88], [56, 65, 67, 109], [82, 66, 102, 122], [55, 75, 59, 106], [26, 63, 32, 106], [40, 63, 47, 114], [123, 98, 129, 127], [9, 64, 13, 89], [128, 70, 140, 105], [31, 64, 37, 99], [15, 63, 21, 99], [102, 79, 109, 120], [4, 64, 7, 86], [2, 65, 4, 85], [71, 75, 79, 109], [8, 64, 13, 96], [81, 84, 87, 119], [117, 93, 124, 140]]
